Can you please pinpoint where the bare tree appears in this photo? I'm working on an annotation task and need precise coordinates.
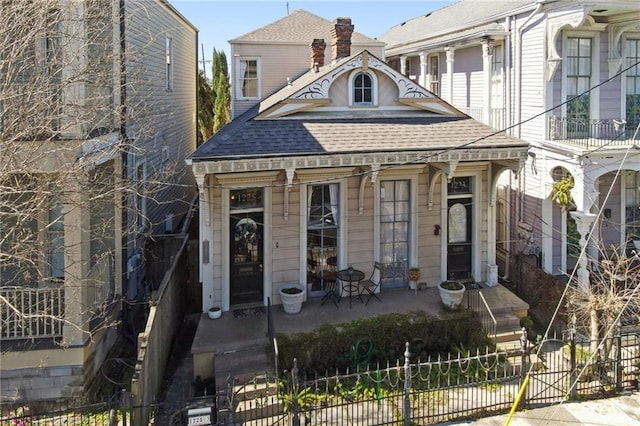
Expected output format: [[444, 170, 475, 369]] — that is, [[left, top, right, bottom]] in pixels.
[[1, 0, 194, 352]]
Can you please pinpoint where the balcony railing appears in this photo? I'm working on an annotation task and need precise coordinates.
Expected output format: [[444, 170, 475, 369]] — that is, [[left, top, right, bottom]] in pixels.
[[458, 107, 505, 130], [548, 116, 638, 149], [1, 286, 64, 340]]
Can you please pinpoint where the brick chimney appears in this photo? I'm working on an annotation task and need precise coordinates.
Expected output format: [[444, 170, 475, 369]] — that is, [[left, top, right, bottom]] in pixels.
[[330, 17, 354, 62], [310, 38, 326, 70]]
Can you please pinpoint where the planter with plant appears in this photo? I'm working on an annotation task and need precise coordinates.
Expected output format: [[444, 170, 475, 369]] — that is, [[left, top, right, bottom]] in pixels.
[[208, 306, 222, 320], [279, 283, 306, 314], [438, 280, 466, 309]]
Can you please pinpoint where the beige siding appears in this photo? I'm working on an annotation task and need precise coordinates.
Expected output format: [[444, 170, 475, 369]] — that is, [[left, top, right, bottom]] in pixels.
[[232, 42, 384, 117]]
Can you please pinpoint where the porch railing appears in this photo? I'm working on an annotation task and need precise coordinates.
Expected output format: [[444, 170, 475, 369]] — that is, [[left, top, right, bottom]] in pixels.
[[467, 287, 497, 342], [0, 285, 64, 340], [548, 116, 638, 149], [458, 107, 505, 130]]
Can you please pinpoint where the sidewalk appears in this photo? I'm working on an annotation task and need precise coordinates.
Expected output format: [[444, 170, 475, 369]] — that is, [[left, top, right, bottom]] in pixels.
[[442, 392, 640, 425]]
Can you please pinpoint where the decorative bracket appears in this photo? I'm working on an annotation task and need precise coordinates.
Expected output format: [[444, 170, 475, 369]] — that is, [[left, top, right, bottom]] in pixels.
[[427, 161, 458, 210], [283, 167, 295, 220]]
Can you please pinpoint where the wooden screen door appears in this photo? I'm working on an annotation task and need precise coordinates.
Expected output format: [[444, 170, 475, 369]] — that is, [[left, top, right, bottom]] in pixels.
[[447, 198, 472, 280], [230, 212, 264, 305]]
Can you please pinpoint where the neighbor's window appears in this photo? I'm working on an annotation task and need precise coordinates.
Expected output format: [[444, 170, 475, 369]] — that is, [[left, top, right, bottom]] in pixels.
[[565, 37, 592, 137], [237, 58, 260, 100], [625, 38, 640, 138], [166, 37, 173, 91], [429, 55, 439, 95]]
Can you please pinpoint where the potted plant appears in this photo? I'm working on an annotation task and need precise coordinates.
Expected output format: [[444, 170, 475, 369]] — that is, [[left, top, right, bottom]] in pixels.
[[208, 306, 222, 320], [438, 280, 466, 308], [279, 283, 306, 314]]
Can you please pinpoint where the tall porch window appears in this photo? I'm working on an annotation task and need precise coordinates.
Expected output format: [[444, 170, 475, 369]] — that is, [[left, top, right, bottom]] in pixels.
[[490, 44, 504, 129], [625, 38, 640, 138], [429, 55, 440, 95], [625, 172, 640, 242], [48, 200, 64, 281], [565, 37, 592, 138], [307, 184, 339, 294], [380, 180, 409, 285]]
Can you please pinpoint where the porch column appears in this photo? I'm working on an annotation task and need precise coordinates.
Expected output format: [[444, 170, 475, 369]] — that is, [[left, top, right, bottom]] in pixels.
[[570, 211, 596, 293], [195, 173, 214, 312], [419, 51, 428, 88], [445, 46, 455, 103], [482, 39, 494, 126], [400, 55, 407, 76], [63, 177, 90, 346]]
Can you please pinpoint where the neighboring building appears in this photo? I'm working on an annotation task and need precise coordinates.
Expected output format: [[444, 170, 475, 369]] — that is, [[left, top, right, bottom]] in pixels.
[[380, 0, 640, 286], [187, 11, 529, 315], [0, 0, 197, 401]]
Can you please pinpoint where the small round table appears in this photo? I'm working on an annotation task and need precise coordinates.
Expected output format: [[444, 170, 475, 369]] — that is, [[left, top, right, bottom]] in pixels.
[[336, 268, 365, 308]]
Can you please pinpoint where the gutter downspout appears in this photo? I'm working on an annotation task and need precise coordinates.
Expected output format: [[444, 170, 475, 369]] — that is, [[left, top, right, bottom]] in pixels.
[[516, 1, 544, 139]]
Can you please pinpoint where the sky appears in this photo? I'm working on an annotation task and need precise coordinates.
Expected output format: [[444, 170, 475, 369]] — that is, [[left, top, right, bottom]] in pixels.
[[170, 0, 454, 72]]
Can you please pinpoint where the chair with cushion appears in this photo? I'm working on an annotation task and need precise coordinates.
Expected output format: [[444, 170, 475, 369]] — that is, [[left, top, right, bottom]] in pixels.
[[359, 261, 382, 305]]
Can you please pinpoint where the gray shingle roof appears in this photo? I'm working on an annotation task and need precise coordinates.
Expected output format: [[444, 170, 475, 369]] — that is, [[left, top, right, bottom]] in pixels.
[[379, 0, 533, 50], [190, 110, 527, 161], [230, 9, 381, 45]]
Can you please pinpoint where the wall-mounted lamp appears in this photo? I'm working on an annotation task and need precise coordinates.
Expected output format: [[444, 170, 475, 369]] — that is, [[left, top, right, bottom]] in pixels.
[[604, 208, 612, 219], [434, 224, 441, 236]]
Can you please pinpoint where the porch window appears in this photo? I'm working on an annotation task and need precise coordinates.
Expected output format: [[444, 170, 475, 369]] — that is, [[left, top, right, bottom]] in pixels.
[[625, 38, 640, 138], [490, 45, 504, 129], [307, 184, 339, 293], [429, 55, 440, 95], [565, 37, 592, 138], [380, 180, 409, 284], [48, 200, 64, 281], [624, 172, 640, 242], [237, 58, 260, 100]]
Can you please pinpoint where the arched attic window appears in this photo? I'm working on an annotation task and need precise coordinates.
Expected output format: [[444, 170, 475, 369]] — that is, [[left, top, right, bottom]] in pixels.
[[348, 70, 378, 106]]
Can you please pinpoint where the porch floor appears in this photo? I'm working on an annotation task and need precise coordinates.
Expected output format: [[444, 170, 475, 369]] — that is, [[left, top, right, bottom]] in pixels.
[[191, 284, 529, 357]]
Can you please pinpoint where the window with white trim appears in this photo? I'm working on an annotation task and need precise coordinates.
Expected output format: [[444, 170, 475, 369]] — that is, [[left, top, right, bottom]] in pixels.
[[349, 70, 377, 106], [236, 57, 260, 100], [166, 37, 173, 91], [625, 38, 640, 137], [565, 37, 592, 137], [429, 55, 440, 95]]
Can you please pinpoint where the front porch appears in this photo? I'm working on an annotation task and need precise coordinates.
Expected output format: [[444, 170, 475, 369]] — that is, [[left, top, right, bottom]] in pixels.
[[190, 284, 529, 384]]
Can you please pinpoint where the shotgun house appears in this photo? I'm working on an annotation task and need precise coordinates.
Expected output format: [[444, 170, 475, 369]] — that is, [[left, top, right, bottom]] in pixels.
[[380, 0, 640, 287], [0, 0, 197, 401], [187, 12, 529, 314]]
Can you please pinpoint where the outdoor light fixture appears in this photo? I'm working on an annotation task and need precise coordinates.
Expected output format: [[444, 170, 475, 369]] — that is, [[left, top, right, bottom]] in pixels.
[[604, 208, 612, 219], [434, 224, 441, 235]]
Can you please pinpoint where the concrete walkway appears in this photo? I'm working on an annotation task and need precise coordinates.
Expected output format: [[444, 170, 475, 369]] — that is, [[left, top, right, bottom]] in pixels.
[[442, 392, 640, 425]]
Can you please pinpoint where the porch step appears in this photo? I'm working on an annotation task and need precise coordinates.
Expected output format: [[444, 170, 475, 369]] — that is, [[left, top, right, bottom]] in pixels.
[[494, 313, 522, 334], [214, 341, 272, 391]]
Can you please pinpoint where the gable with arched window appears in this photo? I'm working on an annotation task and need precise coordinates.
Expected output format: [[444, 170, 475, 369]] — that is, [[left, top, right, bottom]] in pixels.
[[349, 70, 378, 106]]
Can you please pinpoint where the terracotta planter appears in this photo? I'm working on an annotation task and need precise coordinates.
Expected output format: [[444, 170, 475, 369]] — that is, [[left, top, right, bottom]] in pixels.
[[208, 307, 222, 320], [279, 283, 306, 314], [438, 281, 465, 308]]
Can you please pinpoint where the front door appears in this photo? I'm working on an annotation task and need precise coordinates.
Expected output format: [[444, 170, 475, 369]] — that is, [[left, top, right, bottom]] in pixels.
[[447, 197, 472, 280], [230, 212, 263, 305]]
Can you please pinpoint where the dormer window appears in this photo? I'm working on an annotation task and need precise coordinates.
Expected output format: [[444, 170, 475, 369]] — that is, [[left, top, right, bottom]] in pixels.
[[349, 70, 377, 106]]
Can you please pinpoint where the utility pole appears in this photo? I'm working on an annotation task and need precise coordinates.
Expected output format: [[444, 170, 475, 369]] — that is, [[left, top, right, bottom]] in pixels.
[[201, 44, 207, 78]]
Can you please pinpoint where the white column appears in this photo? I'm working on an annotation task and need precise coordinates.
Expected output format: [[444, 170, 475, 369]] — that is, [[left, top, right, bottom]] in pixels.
[[570, 211, 596, 293], [195, 173, 214, 312], [419, 51, 428, 88], [400, 55, 407, 76], [445, 47, 455, 103], [482, 39, 494, 125]]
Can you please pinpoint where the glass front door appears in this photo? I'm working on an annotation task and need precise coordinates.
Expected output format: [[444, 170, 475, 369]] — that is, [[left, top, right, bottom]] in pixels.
[[447, 177, 473, 280], [306, 184, 339, 298], [380, 180, 409, 287]]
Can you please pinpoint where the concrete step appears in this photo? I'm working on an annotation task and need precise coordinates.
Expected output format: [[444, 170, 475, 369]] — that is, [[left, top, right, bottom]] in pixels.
[[494, 313, 521, 334], [214, 343, 273, 390]]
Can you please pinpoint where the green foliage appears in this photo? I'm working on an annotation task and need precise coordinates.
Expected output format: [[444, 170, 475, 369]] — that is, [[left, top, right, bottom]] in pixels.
[[275, 311, 492, 376], [197, 70, 214, 145], [519, 315, 534, 330], [211, 48, 230, 132], [551, 175, 575, 210]]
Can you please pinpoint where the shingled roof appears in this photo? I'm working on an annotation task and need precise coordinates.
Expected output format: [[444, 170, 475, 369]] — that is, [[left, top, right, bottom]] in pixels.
[[231, 9, 381, 46], [379, 0, 533, 53]]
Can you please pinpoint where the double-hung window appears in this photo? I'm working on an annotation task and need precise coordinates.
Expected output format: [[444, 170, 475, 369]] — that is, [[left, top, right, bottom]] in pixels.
[[565, 37, 592, 138], [625, 38, 640, 138], [237, 58, 260, 100], [429, 55, 440, 95]]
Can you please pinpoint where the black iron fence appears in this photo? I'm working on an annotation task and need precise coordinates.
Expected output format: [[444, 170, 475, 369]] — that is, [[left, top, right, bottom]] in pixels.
[[548, 116, 638, 149], [208, 329, 640, 425], [4, 330, 638, 425]]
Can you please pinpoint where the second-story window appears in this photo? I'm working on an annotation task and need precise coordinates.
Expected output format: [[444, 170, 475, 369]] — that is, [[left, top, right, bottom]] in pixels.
[[625, 38, 640, 137], [429, 55, 440, 95], [237, 58, 260, 100], [353, 72, 373, 105], [491, 45, 504, 129], [565, 37, 592, 136], [166, 37, 173, 91]]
